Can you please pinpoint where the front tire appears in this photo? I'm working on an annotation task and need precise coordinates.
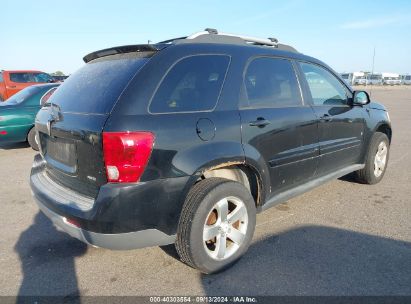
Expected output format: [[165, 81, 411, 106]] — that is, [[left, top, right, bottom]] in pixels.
[[176, 178, 256, 274], [27, 128, 39, 151], [356, 132, 389, 184]]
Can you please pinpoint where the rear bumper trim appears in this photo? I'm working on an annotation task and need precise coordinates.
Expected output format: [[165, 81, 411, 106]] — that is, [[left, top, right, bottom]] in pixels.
[[34, 194, 176, 250], [33, 169, 95, 212]]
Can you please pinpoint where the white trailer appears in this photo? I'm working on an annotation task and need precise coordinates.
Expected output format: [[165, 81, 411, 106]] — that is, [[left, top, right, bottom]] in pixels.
[[352, 72, 367, 85], [400, 75, 411, 85], [368, 73, 383, 85], [382, 73, 401, 85], [340, 72, 366, 85], [340, 73, 352, 85]]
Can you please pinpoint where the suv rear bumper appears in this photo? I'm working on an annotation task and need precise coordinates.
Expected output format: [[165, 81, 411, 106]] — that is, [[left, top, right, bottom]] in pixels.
[[34, 196, 176, 250], [30, 154, 188, 250]]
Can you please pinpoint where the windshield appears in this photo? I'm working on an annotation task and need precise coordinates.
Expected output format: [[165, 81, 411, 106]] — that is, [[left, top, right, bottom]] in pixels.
[[1, 86, 42, 105], [47, 56, 149, 114]]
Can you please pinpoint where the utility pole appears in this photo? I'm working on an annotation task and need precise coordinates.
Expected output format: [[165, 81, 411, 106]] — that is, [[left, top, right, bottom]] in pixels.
[[370, 46, 376, 96]]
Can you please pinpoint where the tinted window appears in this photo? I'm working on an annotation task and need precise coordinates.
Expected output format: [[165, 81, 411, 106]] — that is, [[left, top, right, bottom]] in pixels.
[[244, 57, 302, 108], [300, 62, 348, 106], [150, 55, 230, 113], [9, 72, 53, 83], [0, 73, 3, 82], [48, 57, 148, 114]]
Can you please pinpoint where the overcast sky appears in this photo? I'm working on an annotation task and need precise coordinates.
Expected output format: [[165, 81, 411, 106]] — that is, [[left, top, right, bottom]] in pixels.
[[1, 0, 410, 74]]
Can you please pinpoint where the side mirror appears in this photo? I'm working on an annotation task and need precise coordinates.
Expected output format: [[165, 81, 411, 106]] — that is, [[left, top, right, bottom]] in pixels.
[[353, 91, 370, 105]]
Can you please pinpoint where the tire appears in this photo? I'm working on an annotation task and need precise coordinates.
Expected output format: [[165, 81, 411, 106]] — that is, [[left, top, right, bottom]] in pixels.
[[27, 128, 39, 151], [356, 132, 389, 184], [175, 177, 256, 274]]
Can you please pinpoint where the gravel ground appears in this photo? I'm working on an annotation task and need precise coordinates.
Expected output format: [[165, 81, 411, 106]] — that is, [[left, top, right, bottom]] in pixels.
[[0, 86, 410, 297]]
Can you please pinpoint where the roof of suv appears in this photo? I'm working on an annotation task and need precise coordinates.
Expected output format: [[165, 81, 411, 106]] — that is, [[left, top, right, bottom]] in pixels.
[[83, 28, 306, 63]]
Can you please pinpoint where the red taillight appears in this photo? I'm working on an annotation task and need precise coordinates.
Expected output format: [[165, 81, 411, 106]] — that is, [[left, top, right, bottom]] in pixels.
[[64, 217, 81, 228], [0, 130, 7, 135], [102, 131, 155, 183]]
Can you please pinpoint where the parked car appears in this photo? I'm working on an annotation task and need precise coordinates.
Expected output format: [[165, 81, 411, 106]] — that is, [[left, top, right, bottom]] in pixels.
[[31, 29, 392, 274], [0, 70, 55, 101], [0, 83, 59, 150]]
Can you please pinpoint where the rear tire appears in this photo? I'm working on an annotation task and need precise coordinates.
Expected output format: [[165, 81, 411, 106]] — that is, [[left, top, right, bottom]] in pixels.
[[27, 128, 39, 151], [356, 132, 389, 184], [176, 178, 256, 274]]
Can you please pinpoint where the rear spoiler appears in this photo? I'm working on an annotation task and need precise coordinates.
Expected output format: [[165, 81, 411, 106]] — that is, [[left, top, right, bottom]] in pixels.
[[83, 44, 169, 63]]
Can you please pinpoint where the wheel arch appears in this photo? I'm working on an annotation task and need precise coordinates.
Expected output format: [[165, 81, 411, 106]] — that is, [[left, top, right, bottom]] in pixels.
[[26, 125, 35, 141], [374, 123, 392, 143], [179, 143, 270, 209]]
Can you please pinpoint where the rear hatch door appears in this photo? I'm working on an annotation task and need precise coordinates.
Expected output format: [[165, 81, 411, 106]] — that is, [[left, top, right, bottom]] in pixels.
[[35, 54, 150, 198]]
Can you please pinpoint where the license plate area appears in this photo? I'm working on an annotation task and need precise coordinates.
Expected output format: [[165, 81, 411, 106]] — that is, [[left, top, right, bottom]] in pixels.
[[41, 133, 77, 174]]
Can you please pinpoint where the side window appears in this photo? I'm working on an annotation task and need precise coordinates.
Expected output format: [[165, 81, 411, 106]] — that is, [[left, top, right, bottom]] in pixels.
[[33, 73, 53, 83], [299, 62, 349, 106], [243, 57, 302, 108], [149, 55, 230, 113], [10, 73, 31, 83], [0, 72, 3, 82]]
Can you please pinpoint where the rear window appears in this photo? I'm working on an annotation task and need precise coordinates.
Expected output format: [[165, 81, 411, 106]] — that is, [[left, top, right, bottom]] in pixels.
[[149, 55, 230, 113], [47, 57, 149, 114], [2, 86, 42, 105], [9, 72, 53, 83]]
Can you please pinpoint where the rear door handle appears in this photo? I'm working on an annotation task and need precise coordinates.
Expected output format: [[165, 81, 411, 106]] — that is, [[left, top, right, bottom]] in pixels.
[[249, 118, 271, 128], [320, 114, 332, 122]]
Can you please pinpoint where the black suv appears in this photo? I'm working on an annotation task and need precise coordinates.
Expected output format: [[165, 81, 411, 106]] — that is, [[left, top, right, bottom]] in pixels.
[[31, 29, 392, 273]]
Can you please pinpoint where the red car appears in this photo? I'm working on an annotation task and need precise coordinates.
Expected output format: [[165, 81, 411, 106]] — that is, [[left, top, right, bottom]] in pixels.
[[0, 70, 54, 101]]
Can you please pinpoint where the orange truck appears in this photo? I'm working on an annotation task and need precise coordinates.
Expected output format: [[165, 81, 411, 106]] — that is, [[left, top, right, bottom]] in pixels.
[[0, 70, 54, 101]]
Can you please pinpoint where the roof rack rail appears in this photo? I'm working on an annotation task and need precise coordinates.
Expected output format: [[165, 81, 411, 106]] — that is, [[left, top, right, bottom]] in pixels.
[[186, 28, 279, 47]]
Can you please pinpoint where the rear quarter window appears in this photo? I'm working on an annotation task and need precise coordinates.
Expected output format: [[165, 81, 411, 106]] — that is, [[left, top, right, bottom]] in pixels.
[[149, 55, 230, 113]]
